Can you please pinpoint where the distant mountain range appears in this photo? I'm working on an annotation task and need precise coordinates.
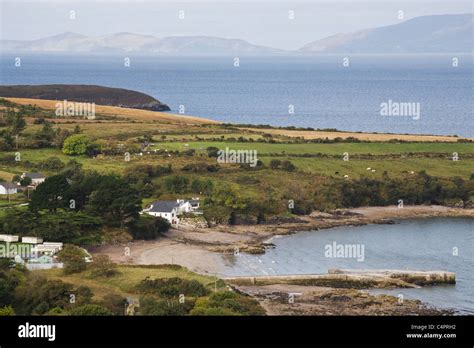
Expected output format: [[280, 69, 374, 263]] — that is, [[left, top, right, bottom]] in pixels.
[[0, 32, 283, 56], [299, 14, 473, 54], [1, 14, 472, 55]]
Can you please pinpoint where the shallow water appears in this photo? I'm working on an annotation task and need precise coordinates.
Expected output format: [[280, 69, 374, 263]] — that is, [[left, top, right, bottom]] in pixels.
[[219, 218, 474, 313], [1, 55, 472, 136]]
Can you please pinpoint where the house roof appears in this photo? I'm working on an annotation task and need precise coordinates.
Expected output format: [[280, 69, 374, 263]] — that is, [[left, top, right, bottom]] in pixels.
[[147, 201, 180, 213], [187, 199, 200, 205], [25, 172, 45, 179], [0, 182, 18, 189]]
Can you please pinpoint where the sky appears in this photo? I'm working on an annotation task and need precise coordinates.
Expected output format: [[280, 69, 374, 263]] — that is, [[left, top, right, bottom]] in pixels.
[[0, 0, 472, 50]]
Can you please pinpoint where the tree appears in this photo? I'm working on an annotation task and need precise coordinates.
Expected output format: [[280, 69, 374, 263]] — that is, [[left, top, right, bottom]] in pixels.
[[19, 176, 32, 187], [0, 259, 25, 309], [190, 178, 214, 195], [129, 215, 170, 240], [62, 134, 94, 155], [0, 209, 38, 236], [86, 175, 142, 227], [30, 174, 71, 212], [90, 255, 118, 277], [55, 128, 71, 148], [203, 184, 250, 224], [36, 121, 56, 143], [33, 211, 102, 244], [164, 175, 189, 194], [57, 245, 87, 274], [6, 109, 26, 135], [14, 275, 74, 315]]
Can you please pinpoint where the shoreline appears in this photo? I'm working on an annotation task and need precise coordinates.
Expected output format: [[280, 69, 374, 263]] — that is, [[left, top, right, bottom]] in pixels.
[[172, 205, 474, 256], [93, 205, 474, 275], [91, 202, 473, 317], [231, 284, 456, 316]]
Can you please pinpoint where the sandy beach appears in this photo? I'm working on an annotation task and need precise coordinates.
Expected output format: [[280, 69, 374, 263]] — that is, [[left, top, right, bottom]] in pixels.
[[92, 205, 474, 275]]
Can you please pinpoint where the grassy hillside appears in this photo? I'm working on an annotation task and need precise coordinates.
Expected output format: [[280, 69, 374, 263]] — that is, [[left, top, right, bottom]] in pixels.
[[38, 264, 220, 300], [0, 97, 472, 219]]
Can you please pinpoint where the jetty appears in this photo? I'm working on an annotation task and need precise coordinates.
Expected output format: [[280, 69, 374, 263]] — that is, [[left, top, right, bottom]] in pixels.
[[223, 269, 455, 289]]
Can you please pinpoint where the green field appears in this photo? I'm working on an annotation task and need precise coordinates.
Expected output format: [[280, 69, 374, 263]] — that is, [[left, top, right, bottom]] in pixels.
[[38, 265, 223, 300], [151, 141, 474, 155], [2, 139, 472, 181]]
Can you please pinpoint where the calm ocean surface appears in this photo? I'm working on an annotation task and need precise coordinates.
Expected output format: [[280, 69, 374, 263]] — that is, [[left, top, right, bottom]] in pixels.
[[0, 54, 472, 137], [220, 218, 474, 313]]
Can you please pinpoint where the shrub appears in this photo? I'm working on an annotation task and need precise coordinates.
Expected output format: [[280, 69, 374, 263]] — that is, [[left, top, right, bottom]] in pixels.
[[62, 134, 94, 156], [39, 157, 65, 171], [189, 305, 238, 316], [182, 162, 220, 173], [57, 245, 87, 274], [90, 255, 118, 278], [190, 178, 214, 195], [269, 159, 281, 169], [0, 305, 15, 316], [206, 146, 220, 158], [19, 176, 32, 187], [14, 276, 73, 315], [280, 160, 296, 172], [190, 291, 265, 316], [136, 277, 210, 297], [139, 296, 193, 316], [68, 304, 113, 316], [129, 216, 170, 240], [164, 176, 189, 194], [100, 294, 127, 315], [183, 149, 196, 156]]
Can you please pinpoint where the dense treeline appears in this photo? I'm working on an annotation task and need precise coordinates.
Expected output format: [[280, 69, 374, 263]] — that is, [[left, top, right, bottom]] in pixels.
[[0, 164, 170, 243], [200, 171, 473, 224]]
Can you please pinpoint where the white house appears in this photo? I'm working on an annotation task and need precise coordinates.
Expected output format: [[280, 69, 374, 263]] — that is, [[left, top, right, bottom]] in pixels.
[[176, 199, 193, 214], [143, 200, 181, 225], [143, 199, 202, 225], [0, 182, 18, 195], [21, 172, 46, 186]]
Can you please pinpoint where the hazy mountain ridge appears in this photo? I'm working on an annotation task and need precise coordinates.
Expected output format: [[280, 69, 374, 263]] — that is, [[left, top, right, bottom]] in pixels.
[[1, 14, 472, 55], [1, 32, 285, 56], [300, 14, 473, 53]]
